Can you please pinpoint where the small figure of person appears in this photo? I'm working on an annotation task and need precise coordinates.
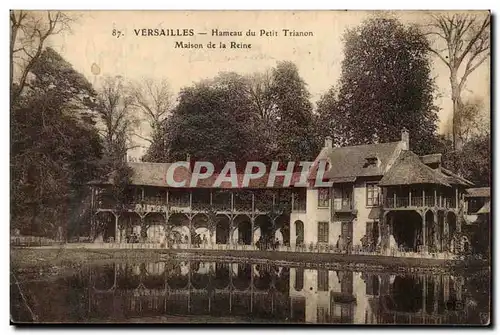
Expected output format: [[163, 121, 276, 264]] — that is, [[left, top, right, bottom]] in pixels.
[[345, 236, 352, 255], [336, 235, 344, 252]]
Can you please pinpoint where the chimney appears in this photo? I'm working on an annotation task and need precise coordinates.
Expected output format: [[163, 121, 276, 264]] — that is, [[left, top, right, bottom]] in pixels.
[[324, 136, 333, 148], [186, 153, 192, 171], [401, 128, 409, 150]]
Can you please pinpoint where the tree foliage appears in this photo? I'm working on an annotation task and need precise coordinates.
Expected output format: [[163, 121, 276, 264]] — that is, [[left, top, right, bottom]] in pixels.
[[271, 61, 318, 161], [425, 13, 490, 150], [10, 10, 75, 106], [11, 47, 102, 238], [443, 134, 490, 186], [331, 17, 440, 155], [159, 72, 264, 168], [145, 62, 317, 165]]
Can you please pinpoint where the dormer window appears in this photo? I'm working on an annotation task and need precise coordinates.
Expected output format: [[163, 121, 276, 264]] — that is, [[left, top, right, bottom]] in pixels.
[[364, 155, 380, 168]]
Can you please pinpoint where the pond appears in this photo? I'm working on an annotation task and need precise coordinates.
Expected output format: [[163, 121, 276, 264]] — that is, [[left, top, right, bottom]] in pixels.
[[10, 259, 490, 325]]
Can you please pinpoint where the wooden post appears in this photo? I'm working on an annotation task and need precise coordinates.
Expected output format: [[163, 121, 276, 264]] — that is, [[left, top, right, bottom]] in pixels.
[[291, 191, 295, 212], [115, 213, 120, 243], [422, 212, 426, 252], [210, 190, 213, 206], [455, 188, 459, 210], [422, 189, 426, 207], [91, 186, 95, 210], [422, 275, 427, 313], [393, 193, 397, 208], [166, 190, 169, 205], [189, 191, 192, 209], [434, 188, 437, 207], [231, 192, 234, 212], [409, 189, 412, 207], [141, 187, 145, 201]]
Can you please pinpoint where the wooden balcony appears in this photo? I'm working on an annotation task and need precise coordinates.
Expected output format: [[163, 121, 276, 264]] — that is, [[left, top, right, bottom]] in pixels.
[[384, 195, 457, 209], [332, 198, 357, 214]]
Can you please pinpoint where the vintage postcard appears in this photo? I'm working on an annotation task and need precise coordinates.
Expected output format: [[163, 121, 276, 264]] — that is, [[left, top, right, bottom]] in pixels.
[[10, 10, 491, 325]]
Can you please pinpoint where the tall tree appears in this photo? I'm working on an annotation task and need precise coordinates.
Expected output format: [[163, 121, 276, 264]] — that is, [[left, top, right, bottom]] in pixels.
[[96, 75, 138, 167], [443, 134, 490, 186], [10, 10, 75, 105], [443, 96, 489, 147], [271, 61, 318, 161], [11, 48, 102, 238], [315, 87, 352, 147], [335, 17, 439, 155], [130, 78, 173, 147], [425, 12, 490, 150], [160, 72, 265, 168]]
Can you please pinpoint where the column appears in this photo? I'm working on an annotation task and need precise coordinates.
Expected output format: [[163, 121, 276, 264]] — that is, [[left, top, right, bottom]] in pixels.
[[409, 189, 412, 207], [443, 213, 449, 252], [90, 186, 95, 210], [251, 217, 255, 247], [115, 213, 120, 243], [434, 188, 437, 207], [455, 188, 459, 210], [433, 212, 438, 252], [422, 275, 427, 314], [382, 213, 389, 253], [188, 217, 193, 248], [421, 212, 426, 253]]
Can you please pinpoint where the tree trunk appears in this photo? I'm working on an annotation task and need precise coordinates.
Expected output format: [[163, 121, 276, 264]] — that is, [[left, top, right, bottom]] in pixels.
[[450, 69, 460, 152]]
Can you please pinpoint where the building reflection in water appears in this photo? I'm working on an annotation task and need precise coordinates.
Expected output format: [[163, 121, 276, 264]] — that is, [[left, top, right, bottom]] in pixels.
[[82, 260, 472, 324]]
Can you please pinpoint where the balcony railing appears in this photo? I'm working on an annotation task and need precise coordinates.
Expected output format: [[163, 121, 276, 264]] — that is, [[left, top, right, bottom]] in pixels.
[[385, 195, 458, 209], [333, 198, 354, 212], [292, 201, 306, 213]]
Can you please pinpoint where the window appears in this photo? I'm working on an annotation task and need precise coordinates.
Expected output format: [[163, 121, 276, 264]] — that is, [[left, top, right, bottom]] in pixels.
[[318, 222, 329, 243], [294, 268, 304, 291], [366, 182, 380, 207], [318, 188, 330, 208], [365, 274, 380, 296], [317, 306, 328, 323], [467, 198, 485, 214], [318, 270, 329, 291]]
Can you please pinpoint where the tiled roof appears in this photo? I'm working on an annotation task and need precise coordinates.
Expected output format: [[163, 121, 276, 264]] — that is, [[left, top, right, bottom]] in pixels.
[[379, 151, 451, 187], [465, 187, 490, 198], [314, 141, 403, 180], [420, 154, 442, 166], [90, 162, 308, 188], [440, 168, 474, 187]]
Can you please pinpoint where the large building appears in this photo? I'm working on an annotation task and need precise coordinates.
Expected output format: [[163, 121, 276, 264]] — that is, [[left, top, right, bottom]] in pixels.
[[90, 129, 475, 257]]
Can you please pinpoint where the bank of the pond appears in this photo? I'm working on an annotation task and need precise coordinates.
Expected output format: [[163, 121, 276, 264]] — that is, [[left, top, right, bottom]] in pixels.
[[11, 247, 487, 274]]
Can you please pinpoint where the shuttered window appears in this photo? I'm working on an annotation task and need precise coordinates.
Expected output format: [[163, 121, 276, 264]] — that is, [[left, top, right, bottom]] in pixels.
[[318, 222, 329, 243], [366, 182, 380, 206], [318, 188, 330, 208], [318, 270, 329, 291]]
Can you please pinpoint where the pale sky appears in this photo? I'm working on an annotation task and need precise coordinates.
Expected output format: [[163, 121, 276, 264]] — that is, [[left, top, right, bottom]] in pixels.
[[45, 10, 490, 158]]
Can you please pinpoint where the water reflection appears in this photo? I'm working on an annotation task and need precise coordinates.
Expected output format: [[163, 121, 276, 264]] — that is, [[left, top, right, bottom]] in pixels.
[[11, 259, 489, 324]]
